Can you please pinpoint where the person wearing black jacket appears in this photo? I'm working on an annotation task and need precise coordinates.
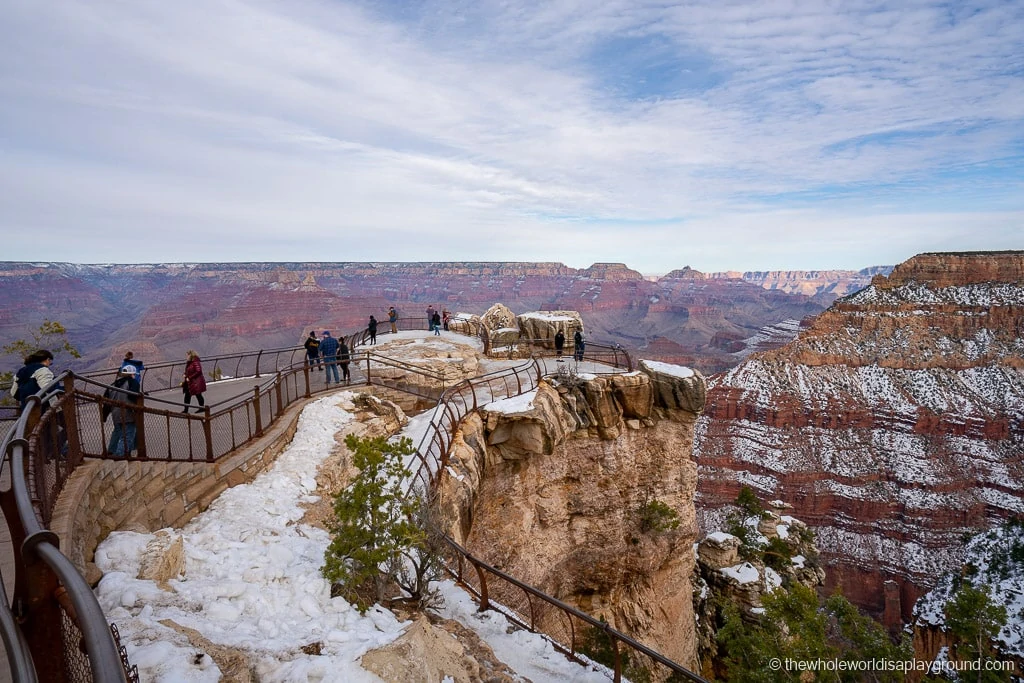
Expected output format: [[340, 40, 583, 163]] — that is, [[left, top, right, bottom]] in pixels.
[[304, 332, 322, 370], [106, 365, 140, 457], [368, 316, 378, 345]]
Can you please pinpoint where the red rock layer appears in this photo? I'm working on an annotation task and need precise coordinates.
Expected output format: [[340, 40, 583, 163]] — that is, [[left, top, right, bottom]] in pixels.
[[695, 251, 1024, 625]]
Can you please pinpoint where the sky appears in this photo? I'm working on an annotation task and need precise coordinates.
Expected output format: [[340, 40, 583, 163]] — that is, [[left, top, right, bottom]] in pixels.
[[94, 391, 615, 681], [1, 0, 1022, 273]]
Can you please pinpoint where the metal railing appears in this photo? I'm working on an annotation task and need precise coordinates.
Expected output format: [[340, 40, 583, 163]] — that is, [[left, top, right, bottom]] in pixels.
[[0, 322, 706, 683]]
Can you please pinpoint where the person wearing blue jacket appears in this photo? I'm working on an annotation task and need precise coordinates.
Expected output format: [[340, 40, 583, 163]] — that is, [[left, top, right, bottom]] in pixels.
[[320, 331, 341, 384]]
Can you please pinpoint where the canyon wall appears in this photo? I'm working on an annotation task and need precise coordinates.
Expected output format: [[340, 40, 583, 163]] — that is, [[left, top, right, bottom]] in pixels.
[[0, 261, 835, 375], [437, 364, 707, 668], [695, 251, 1024, 626]]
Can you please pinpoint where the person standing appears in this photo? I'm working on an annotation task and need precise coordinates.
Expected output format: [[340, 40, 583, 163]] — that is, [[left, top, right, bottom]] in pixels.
[[304, 332, 322, 371], [573, 328, 585, 362], [320, 331, 340, 384], [181, 350, 207, 413], [106, 364, 140, 457], [554, 330, 565, 359], [10, 349, 56, 412], [338, 339, 351, 383], [432, 311, 442, 335], [426, 305, 435, 330], [368, 316, 378, 345], [388, 307, 398, 334], [442, 309, 450, 331]]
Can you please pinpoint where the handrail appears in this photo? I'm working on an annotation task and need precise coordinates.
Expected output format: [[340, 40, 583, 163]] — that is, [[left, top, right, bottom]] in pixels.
[[444, 536, 708, 682], [0, 322, 654, 682]]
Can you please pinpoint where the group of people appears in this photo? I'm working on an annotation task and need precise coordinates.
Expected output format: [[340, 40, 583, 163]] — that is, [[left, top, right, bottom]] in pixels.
[[425, 305, 450, 335], [554, 327, 586, 362], [304, 330, 351, 384]]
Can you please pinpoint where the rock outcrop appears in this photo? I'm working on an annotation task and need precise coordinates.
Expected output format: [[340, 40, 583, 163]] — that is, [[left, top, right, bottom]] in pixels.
[[437, 363, 707, 669], [695, 251, 1024, 624]]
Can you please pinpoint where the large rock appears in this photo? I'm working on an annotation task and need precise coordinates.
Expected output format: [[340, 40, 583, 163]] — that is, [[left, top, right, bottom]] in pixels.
[[360, 616, 518, 683], [480, 303, 521, 350], [517, 310, 583, 348], [450, 374, 707, 670], [639, 359, 707, 415]]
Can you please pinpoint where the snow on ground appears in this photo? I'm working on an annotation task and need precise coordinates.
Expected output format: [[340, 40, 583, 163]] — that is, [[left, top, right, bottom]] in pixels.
[[640, 360, 695, 379], [95, 391, 610, 682], [483, 389, 538, 414]]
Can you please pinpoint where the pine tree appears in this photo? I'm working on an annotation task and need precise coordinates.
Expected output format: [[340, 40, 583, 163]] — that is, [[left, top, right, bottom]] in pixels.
[[322, 434, 422, 612]]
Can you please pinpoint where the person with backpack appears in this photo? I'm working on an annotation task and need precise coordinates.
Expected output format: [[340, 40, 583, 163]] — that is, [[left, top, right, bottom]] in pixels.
[[573, 328, 586, 362], [388, 307, 398, 334], [10, 349, 56, 412], [106, 364, 141, 457], [303, 332, 322, 371]]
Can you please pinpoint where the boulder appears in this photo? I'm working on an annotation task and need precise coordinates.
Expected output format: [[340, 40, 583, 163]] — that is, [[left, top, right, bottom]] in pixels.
[[517, 311, 583, 348], [610, 372, 654, 419], [360, 616, 518, 683], [697, 532, 741, 570], [639, 359, 706, 415], [480, 304, 521, 351]]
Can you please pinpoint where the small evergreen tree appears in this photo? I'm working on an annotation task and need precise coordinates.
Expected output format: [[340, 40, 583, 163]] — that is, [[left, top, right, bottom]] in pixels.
[[944, 583, 1010, 682], [322, 434, 424, 612]]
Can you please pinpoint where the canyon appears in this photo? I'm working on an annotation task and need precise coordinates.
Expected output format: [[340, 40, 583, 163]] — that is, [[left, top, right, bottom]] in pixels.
[[0, 262, 883, 375], [695, 251, 1024, 627]]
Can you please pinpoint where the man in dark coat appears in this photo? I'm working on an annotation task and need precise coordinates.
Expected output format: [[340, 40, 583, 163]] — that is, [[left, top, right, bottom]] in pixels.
[[304, 332, 322, 370]]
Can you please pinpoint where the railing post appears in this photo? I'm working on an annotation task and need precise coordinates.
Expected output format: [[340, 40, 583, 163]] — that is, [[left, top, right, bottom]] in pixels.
[[612, 635, 622, 683], [253, 385, 263, 437], [365, 354, 371, 385], [303, 363, 311, 398], [473, 560, 490, 612], [275, 371, 283, 417], [61, 375, 82, 461], [203, 409, 214, 462], [255, 349, 264, 378], [136, 390, 148, 459]]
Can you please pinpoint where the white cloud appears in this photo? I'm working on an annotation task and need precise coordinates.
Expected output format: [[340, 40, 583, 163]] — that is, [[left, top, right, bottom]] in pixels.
[[0, 0, 1020, 271]]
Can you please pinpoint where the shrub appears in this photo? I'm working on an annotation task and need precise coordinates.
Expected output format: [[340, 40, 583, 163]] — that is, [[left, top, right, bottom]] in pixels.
[[322, 434, 442, 612]]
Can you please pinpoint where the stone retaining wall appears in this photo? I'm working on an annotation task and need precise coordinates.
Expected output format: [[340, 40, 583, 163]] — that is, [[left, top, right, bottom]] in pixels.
[[50, 396, 313, 582]]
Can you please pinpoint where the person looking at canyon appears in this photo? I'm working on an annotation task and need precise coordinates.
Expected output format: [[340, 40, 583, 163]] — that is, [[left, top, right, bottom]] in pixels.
[[320, 331, 340, 384], [338, 339, 351, 383], [426, 305, 436, 329], [303, 332, 322, 371], [442, 309, 450, 331], [368, 316, 378, 345], [10, 349, 56, 412], [105, 364, 140, 457], [388, 306, 397, 334], [181, 350, 207, 413], [573, 328, 585, 362]]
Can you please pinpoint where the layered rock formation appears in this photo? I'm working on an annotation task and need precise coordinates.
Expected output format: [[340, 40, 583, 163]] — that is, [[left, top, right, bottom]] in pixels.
[[437, 365, 707, 668], [695, 251, 1024, 625], [0, 261, 839, 375], [708, 266, 894, 302]]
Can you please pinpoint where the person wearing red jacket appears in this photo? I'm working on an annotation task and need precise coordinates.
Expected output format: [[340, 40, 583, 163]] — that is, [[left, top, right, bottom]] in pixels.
[[182, 350, 208, 413]]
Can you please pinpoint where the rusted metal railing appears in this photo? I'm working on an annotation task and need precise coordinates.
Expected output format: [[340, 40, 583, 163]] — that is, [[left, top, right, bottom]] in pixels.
[[0, 323, 689, 683]]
